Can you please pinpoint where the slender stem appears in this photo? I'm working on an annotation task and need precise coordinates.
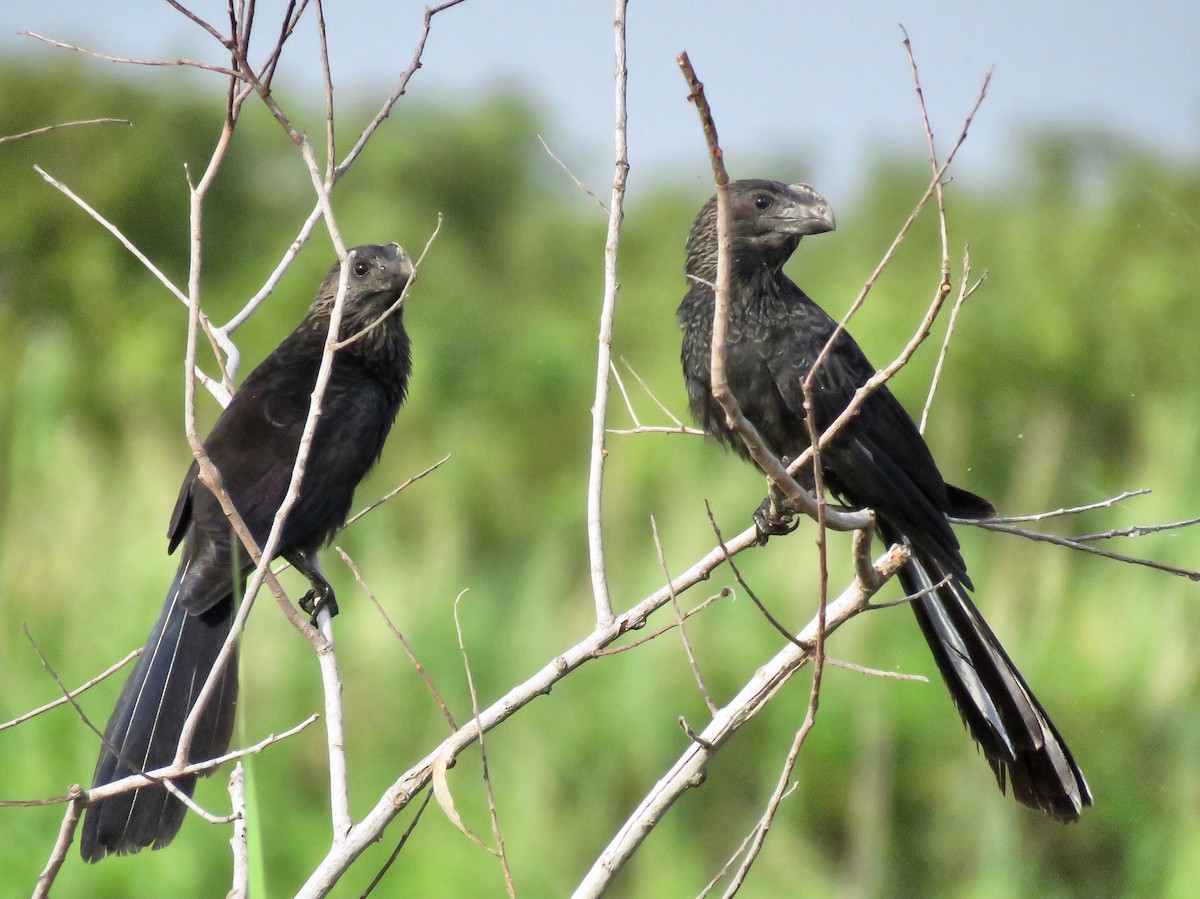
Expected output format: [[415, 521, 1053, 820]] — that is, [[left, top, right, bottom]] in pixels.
[[585, 0, 629, 627]]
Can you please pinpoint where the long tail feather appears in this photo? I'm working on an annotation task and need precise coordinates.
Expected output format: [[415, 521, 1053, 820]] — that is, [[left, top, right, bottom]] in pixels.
[[80, 572, 238, 861], [897, 548, 1091, 822]]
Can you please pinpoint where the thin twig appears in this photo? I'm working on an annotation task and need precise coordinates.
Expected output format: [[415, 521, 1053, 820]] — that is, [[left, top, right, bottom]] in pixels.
[[573, 545, 911, 898], [336, 547, 457, 731], [19, 31, 241, 78], [979, 489, 1150, 524], [678, 52, 870, 534], [31, 788, 84, 898], [0, 118, 131, 145], [361, 792, 433, 897], [453, 593, 517, 897], [31, 165, 234, 403], [590, 588, 731, 657], [0, 648, 139, 733], [965, 519, 1200, 581], [920, 247, 986, 433], [705, 503, 808, 651], [537, 134, 608, 213], [652, 516, 715, 714], [345, 456, 451, 529], [228, 764, 249, 899], [585, 0, 630, 627], [314, 601, 352, 844]]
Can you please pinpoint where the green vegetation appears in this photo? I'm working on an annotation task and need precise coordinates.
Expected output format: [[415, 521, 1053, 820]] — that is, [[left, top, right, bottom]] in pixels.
[[2, 62, 1199, 897]]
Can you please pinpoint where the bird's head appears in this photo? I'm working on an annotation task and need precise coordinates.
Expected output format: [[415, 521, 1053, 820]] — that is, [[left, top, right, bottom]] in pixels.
[[343, 242, 415, 300], [308, 242, 414, 329], [685, 179, 835, 279]]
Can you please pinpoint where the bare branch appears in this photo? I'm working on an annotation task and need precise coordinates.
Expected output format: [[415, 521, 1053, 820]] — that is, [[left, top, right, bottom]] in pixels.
[[678, 51, 870, 534], [31, 165, 234, 404], [294, 521, 769, 897], [585, 0, 631, 627], [228, 764, 249, 899], [0, 118, 131, 145], [982, 489, 1150, 524], [964, 518, 1200, 581], [0, 648, 138, 733], [19, 30, 241, 78], [537, 134, 608, 213], [314, 602, 352, 844], [336, 547, 457, 731], [652, 516, 715, 714], [344, 454, 451, 529], [920, 246, 986, 432], [31, 788, 85, 899], [573, 545, 911, 897]]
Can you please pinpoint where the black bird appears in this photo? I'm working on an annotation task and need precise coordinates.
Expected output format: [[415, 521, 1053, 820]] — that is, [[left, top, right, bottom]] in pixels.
[[677, 179, 1090, 822], [81, 243, 415, 860]]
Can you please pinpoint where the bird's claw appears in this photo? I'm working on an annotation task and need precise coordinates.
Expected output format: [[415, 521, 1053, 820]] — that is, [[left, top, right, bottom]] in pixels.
[[299, 583, 339, 623], [753, 497, 800, 544]]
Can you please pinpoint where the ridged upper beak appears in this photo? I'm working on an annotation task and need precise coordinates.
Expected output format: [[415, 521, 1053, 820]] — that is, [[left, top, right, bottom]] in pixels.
[[784, 182, 836, 235]]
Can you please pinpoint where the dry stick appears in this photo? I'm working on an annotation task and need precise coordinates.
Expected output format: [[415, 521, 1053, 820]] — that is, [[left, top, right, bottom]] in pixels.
[[803, 67, 991, 396], [336, 547, 458, 730], [621, 356, 692, 427], [315, 0, 336, 171], [293, 522, 763, 898], [723, 723, 810, 898], [902, 23, 954, 302], [314, 599, 352, 844], [591, 588, 731, 657], [361, 792, 433, 898], [609, 360, 643, 428], [786, 68, 993, 485], [722, 385, 834, 896], [453, 594, 517, 897], [0, 118, 131, 145], [228, 764, 249, 899], [572, 545, 911, 899], [920, 247, 985, 432], [337, 215, 442, 352], [984, 489, 1149, 524], [75, 715, 319, 808], [704, 503, 807, 651], [585, 0, 630, 627], [31, 165, 235, 403], [677, 53, 869, 534], [344, 454, 451, 528], [19, 30, 241, 78], [651, 516, 715, 714], [537, 133, 609, 213], [32, 789, 85, 899], [0, 648, 139, 733], [607, 357, 706, 436], [223, 0, 466, 335], [1073, 516, 1200, 542], [963, 519, 1200, 581]]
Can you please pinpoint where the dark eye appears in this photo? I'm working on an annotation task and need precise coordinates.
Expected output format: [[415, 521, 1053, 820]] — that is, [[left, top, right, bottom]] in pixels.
[[753, 194, 772, 210], [352, 259, 370, 277]]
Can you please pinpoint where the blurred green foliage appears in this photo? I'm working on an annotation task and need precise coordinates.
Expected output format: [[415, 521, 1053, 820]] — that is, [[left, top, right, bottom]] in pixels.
[[2, 61, 1199, 898]]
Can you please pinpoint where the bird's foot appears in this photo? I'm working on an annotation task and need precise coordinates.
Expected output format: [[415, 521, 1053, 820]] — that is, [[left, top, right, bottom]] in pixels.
[[753, 496, 800, 544], [299, 583, 339, 623]]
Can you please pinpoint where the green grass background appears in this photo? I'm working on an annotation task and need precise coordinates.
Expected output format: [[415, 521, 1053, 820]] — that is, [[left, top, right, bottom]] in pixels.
[[2, 63, 1199, 897]]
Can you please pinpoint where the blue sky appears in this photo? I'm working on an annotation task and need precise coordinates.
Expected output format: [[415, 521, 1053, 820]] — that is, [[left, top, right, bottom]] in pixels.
[[2, 1, 1197, 203]]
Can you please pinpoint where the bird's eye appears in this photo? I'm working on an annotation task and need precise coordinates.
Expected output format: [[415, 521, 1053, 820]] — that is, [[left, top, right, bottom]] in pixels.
[[352, 259, 370, 277], [753, 194, 773, 210]]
